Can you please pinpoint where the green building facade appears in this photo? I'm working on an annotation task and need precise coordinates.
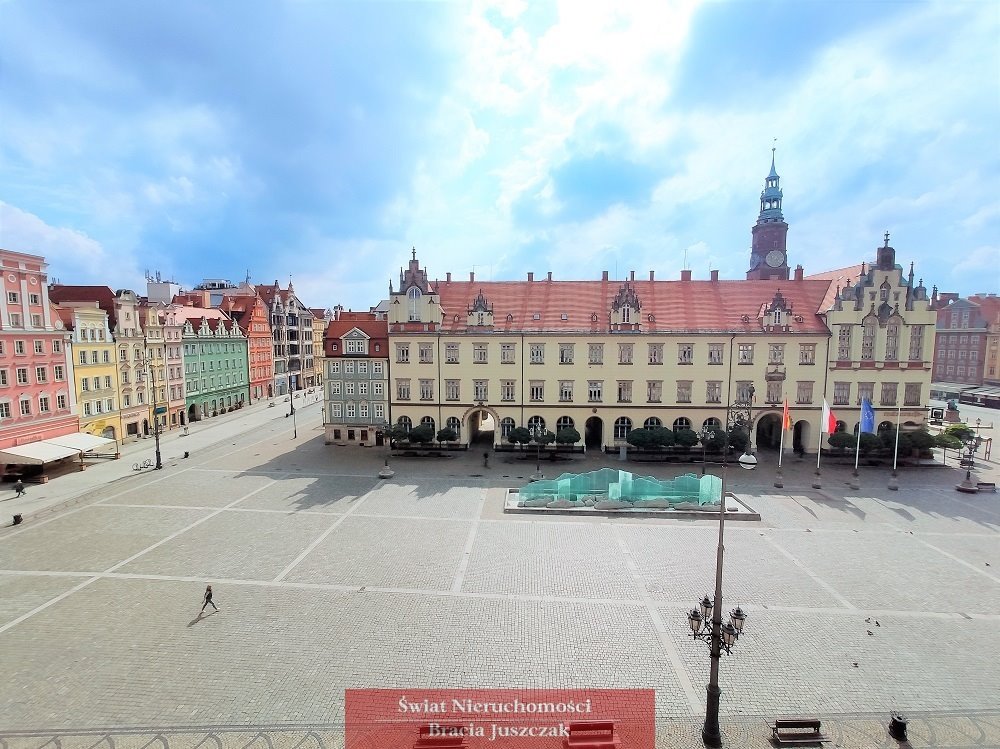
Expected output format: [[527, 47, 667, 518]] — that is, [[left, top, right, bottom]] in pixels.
[[181, 314, 250, 422]]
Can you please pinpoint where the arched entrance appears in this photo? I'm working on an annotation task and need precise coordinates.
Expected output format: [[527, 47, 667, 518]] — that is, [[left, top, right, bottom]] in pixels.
[[755, 413, 783, 450], [188, 403, 199, 422], [101, 426, 116, 441], [792, 420, 811, 455], [142, 419, 150, 436], [585, 416, 603, 449], [465, 408, 497, 444]]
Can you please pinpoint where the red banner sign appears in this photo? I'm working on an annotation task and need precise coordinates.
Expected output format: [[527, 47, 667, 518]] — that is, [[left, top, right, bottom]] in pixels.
[[345, 689, 655, 749]]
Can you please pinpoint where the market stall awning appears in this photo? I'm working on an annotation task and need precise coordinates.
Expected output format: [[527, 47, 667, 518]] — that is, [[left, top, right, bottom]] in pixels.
[[0, 442, 81, 465], [46, 433, 117, 453]]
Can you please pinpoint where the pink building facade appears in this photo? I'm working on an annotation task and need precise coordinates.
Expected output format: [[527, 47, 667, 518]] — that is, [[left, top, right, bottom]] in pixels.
[[0, 250, 78, 450]]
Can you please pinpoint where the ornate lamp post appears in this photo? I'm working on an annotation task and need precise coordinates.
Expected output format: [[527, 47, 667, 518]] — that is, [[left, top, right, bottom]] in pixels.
[[138, 344, 163, 471], [529, 423, 545, 481], [378, 420, 394, 479], [687, 383, 756, 747]]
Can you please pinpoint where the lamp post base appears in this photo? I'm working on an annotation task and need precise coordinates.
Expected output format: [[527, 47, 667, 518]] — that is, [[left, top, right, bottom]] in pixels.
[[848, 470, 860, 490], [378, 466, 395, 479], [774, 467, 783, 488], [702, 683, 722, 748], [812, 470, 822, 489], [888, 471, 899, 491]]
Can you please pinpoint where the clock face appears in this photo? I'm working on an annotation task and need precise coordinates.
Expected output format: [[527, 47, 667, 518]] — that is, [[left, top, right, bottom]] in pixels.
[[749, 253, 762, 270], [765, 250, 785, 268]]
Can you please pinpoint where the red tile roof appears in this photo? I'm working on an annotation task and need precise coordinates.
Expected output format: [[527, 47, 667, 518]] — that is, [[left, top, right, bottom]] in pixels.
[[49, 285, 118, 328], [805, 265, 865, 313], [430, 279, 834, 334]]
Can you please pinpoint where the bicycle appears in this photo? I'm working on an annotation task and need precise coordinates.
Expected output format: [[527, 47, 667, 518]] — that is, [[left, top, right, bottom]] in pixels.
[[132, 458, 154, 471]]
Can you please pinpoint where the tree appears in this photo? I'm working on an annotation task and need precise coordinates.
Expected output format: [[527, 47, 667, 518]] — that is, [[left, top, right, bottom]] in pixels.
[[507, 427, 532, 446], [700, 429, 727, 453], [934, 432, 963, 450], [436, 428, 458, 443], [626, 428, 657, 449], [532, 429, 556, 447], [858, 432, 880, 456], [828, 431, 854, 450], [727, 427, 749, 453], [650, 426, 675, 448], [907, 429, 935, 452], [407, 424, 435, 445], [555, 427, 581, 445], [944, 423, 975, 443], [389, 424, 410, 443], [673, 428, 699, 449]]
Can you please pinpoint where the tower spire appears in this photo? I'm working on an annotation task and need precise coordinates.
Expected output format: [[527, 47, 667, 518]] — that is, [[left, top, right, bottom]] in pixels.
[[747, 144, 789, 281]]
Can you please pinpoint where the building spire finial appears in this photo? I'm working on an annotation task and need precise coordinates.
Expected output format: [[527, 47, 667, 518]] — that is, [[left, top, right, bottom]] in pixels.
[[412, 246, 417, 261], [884, 231, 890, 247]]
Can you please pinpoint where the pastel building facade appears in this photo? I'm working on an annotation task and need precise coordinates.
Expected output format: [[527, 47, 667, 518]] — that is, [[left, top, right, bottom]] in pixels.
[[0, 250, 77, 450], [323, 311, 389, 446], [174, 307, 249, 421], [57, 301, 122, 442]]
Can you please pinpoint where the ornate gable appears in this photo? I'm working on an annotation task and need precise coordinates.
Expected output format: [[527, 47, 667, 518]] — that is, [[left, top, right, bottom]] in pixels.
[[610, 281, 641, 331], [466, 289, 494, 328]]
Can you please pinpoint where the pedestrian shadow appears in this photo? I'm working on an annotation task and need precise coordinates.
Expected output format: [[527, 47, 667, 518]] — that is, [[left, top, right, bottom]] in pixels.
[[187, 611, 218, 627]]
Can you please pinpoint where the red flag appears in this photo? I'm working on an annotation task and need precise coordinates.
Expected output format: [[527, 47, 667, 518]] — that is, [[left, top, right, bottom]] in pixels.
[[822, 399, 837, 434], [782, 399, 792, 431]]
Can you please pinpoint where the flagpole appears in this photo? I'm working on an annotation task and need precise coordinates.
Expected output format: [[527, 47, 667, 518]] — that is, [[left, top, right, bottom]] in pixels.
[[892, 405, 901, 473], [778, 424, 785, 468]]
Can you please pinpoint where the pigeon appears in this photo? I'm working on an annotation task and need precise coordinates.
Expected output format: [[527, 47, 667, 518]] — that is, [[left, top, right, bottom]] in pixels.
[[867, 630, 874, 636], [852, 662, 859, 668], [875, 620, 881, 627], [865, 617, 871, 623]]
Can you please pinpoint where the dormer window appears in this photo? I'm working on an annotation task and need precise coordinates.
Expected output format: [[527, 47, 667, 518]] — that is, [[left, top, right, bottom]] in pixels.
[[774, 309, 782, 326], [407, 287, 421, 322], [622, 306, 631, 323]]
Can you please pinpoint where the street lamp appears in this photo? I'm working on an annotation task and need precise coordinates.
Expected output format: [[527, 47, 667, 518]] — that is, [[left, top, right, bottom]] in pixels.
[[687, 383, 756, 748], [289, 386, 298, 440], [139, 346, 163, 470], [378, 420, 394, 479], [529, 423, 546, 481]]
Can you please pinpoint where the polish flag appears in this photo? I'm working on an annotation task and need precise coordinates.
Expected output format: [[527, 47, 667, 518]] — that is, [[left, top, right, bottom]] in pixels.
[[821, 399, 838, 434]]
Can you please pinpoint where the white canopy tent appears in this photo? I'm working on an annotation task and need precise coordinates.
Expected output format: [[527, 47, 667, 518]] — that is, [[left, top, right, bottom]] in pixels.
[[45, 433, 117, 453], [0, 433, 118, 466]]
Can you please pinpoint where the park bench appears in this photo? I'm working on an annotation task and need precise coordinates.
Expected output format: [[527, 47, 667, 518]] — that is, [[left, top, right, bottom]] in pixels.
[[977, 482, 997, 493], [563, 720, 620, 749], [414, 725, 467, 749], [768, 717, 829, 746]]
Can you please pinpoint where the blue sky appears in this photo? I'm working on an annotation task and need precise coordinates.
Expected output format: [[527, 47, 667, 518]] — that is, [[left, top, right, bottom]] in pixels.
[[1, 0, 997, 310]]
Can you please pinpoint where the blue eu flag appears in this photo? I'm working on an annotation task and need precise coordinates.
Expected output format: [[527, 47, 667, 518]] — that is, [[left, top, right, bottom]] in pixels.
[[860, 398, 876, 434]]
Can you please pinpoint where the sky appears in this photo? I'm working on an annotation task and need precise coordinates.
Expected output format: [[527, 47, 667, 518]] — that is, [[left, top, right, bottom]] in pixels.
[[1, 0, 998, 312]]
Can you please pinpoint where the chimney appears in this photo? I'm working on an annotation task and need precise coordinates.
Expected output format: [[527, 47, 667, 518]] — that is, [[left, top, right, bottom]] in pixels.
[[446, 272, 452, 283], [470, 271, 475, 282], [794, 265, 804, 281], [681, 269, 692, 281], [649, 271, 655, 281], [710, 270, 719, 282], [629, 270, 635, 281], [547, 271, 552, 282], [528, 272, 534, 282], [602, 271, 609, 281]]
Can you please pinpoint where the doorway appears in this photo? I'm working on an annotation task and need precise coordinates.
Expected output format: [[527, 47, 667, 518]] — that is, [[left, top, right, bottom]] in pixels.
[[469, 409, 496, 444], [755, 413, 782, 449], [792, 420, 811, 455], [585, 416, 603, 449]]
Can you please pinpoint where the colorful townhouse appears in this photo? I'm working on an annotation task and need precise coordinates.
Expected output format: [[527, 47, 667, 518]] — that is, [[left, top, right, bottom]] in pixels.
[[323, 310, 389, 446], [0, 250, 78, 451], [257, 281, 316, 395], [56, 300, 122, 442], [310, 308, 328, 389]]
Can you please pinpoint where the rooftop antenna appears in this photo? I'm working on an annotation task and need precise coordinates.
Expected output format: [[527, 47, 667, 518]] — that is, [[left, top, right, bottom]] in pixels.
[[683, 248, 689, 270]]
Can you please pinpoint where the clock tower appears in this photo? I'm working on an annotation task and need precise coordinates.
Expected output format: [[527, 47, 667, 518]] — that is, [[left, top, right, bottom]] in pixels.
[[747, 149, 790, 280]]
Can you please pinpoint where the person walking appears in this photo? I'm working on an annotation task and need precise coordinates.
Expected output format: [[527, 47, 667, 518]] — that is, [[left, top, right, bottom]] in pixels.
[[13, 480, 25, 498], [200, 584, 218, 613]]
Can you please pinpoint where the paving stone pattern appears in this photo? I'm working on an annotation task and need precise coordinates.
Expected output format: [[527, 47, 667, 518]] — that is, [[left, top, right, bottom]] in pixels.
[[1, 422, 999, 747]]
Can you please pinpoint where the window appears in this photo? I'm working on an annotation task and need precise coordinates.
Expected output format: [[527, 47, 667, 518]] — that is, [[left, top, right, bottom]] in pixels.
[[619, 343, 633, 364], [617, 381, 632, 403], [588, 344, 604, 364], [407, 287, 421, 321], [474, 380, 488, 400], [529, 381, 544, 401], [614, 417, 632, 440], [904, 383, 921, 406], [881, 382, 898, 406], [419, 343, 433, 363], [706, 381, 722, 403], [373, 361, 384, 375], [647, 380, 662, 403], [768, 344, 784, 364], [861, 321, 876, 360], [359, 403, 369, 419], [6, 291, 17, 303], [37, 395, 50, 413], [644, 417, 662, 430], [648, 344, 663, 364], [95, 399, 103, 414], [673, 417, 692, 432], [530, 344, 545, 364], [31, 315, 42, 328], [677, 344, 693, 364], [358, 361, 368, 374], [708, 344, 724, 364], [833, 382, 850, 406], [330, 361, 341, 374], [735, 381, 753, 402], [57, 394, 67, 410], [858, 382, 874, 404], [500, 417, 516, 437], [766, 381, 782, 403], [35, 366, 47, 383], [796, 381, 813, 404], [345, 339, 367, 354], [676, 380, 691, 403], [588, 380, 603, 402], [799, 343, 816, 364], [0, 370, 6, 386], [501, 380, 516, 401], [15, 341, 26, 355], [34, 339, 44, 354], [837, 325, 852, 360], [445, 344, 459, 363], [737, 344, 754, 364], [473, 344, 488, 363], [79, 350, 88, 365], [0, 403, 8, 419], [419, 379, 434, 400], [90, 350, 99, 364], [52, 339, 62, 353], [559, 344, 574, 364], [29, 293, 40, 305], [10, 313, 22, 327], [16, 368, 29, 385], [20, 399, 31, 416], [445, 380, 460, 401], [331, 403, 342, 418], [908, 326, 924, 361], [501, 344, 515, 364], [396, 344, 410, 363], [373, 403, 385, 419], [885, 324, 900, 361], [346, 403, 356, 418], [556, 416, 574, 433], [83, 402, 92, 417], [345, 382, 356, 396], [446, 417, 461, 441], [527, 415, 545, 432], [331, 381, 342, 395], [396, 379, 411, 400], [559, 381, 573, 402]]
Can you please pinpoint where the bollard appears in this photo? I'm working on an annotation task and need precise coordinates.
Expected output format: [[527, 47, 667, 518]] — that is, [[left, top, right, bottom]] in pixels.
[[12, 514, 23, 526]]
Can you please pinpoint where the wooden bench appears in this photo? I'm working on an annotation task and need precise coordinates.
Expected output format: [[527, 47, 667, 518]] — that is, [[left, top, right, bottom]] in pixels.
[[977, 482, 997, 493], [768, 717, 829, 746], [414, 725, 467, 748], [564, 720, 620, 749]]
